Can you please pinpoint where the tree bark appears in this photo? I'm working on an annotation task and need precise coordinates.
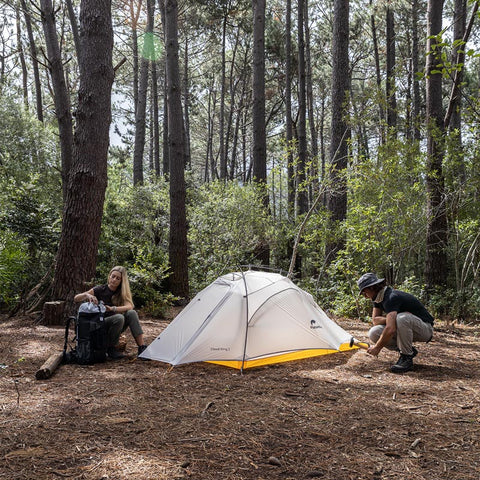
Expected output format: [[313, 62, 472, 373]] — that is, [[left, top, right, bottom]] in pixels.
[[411, 0, 421, 141], [386, 4, 397, 136], [370, 0, 384, 144], [252, 0, 267, 191], [40, 0, 74, 201], [424, 0, 448, 292], [51, 0, 114, 306], [133, 0, 155, 185], [165, 0, 189, 300], [285, 0, 295, 212], [252, 0, 269, 266], [16, 7, 29, 108], [20, 0, 43, 122], [325, 0, 350, 265], [305, 0, 318, 198], [297, 0, 308, 216], [65, 0, 81, 59], [151, 59, 161, 176]]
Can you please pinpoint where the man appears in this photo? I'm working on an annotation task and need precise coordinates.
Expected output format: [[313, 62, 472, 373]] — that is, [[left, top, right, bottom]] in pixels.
[[357, 273, 434, 373]]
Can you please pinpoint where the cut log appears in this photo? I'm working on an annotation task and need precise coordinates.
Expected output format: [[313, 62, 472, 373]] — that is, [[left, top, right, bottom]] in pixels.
[[35, 352, 64, 380], [42, 301, 66, 325]]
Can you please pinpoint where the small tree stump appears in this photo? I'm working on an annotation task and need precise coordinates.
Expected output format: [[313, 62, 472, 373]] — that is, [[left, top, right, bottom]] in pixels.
[[43, 301, 66, 325], [35, 353, 64, 380]]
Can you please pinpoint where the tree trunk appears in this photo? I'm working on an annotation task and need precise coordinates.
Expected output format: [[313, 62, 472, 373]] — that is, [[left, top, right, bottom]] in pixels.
[[133, 0, 155, 185], [151, 59, 161, 176], [65, 0, 81, 58], [285, 0, 295, 213], [252, 0, 269, 266], [325, 0, 350, 266], [16, 7, 29, 108], [297, 0, 308, 216], [40, 0, 74, 200], [165, 0, 189, 300], [20, 0, 43, 122], [219, 10, 228, 179], [158, 0, 169, 177], [424, 0, 448, 292], [130, 0, 142, 118], [305, 0, 318, 197], [370, 0, 384, 145], [411, 0, 421, 141], [252, 0, 267, 190], [51, 0, 114, 306], [183, 33, 191, 170], [386, 4, 397, 136]]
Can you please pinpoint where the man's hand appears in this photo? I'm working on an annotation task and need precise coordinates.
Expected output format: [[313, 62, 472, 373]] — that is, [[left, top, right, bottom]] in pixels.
[[367, 344, 382, 357]]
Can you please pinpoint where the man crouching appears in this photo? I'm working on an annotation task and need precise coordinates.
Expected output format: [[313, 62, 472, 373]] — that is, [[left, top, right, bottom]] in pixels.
[[357, 273, 434, 373]]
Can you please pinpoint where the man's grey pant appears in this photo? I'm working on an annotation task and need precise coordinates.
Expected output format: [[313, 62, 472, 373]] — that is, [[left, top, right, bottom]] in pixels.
[[105, 310, 143, 347], [368, 312, 433, 356]]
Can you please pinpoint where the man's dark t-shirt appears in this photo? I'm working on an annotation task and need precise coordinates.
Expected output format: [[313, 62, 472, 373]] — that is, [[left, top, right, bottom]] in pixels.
[[93, 284, 118, 317], [374, 287, 434, 325]]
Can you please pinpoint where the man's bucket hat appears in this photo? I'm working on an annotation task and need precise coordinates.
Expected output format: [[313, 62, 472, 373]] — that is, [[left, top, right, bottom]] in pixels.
[[357, 272, 385, 293]]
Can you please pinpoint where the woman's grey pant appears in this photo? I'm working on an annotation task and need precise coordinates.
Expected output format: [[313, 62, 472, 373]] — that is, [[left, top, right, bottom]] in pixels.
[[368, 312, 433, 356], [105, 310, 143, 347]]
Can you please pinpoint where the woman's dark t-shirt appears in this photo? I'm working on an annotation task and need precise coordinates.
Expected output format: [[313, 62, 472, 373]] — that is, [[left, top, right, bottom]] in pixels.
[[93, 285, 118, 316]]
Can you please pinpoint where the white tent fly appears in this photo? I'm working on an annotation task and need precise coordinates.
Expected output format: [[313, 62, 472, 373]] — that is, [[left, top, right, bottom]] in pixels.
[[140, 270, 356, 369]]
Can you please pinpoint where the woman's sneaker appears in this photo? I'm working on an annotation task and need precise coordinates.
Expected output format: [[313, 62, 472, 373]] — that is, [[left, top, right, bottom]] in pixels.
[[138, 344, 150, 361]]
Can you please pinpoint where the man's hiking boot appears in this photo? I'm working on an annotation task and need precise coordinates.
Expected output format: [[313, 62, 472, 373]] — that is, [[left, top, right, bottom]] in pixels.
[[107, 347, 125, 360], [137, 344, 150, 361], [390, 352, 415, 373]]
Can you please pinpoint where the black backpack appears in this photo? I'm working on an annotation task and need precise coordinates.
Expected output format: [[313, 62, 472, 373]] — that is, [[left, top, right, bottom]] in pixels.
[[63, 302, 108, 365]]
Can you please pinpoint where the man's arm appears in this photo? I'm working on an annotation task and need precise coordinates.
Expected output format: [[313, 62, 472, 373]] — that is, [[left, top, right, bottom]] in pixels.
[[367, 311, 397, 356], [372, 306, 386, 325]]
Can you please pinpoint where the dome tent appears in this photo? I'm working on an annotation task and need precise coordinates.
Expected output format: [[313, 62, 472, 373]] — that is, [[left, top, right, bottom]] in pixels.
[[140, 270, 356, 370]]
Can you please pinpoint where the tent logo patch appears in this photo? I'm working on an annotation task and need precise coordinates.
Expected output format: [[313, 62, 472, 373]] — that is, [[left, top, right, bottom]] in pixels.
[[310, 320, 322, 329]]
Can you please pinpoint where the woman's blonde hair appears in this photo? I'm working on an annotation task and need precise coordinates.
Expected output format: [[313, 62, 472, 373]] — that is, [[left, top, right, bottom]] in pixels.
[[109, 266, 134, 308]]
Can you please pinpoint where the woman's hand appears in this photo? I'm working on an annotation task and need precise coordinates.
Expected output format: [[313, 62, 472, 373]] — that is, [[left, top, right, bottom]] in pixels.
[[105, 305, 117, 313], [85, 293, 98, 304]]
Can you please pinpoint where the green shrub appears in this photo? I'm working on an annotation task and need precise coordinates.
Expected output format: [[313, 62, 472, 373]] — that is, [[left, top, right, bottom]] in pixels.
[[188, 181, 272, 292], [0, 232, 29, 309]]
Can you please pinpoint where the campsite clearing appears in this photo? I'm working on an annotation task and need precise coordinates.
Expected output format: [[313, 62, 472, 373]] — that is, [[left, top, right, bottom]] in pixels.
[[0, 312, 479, 480]]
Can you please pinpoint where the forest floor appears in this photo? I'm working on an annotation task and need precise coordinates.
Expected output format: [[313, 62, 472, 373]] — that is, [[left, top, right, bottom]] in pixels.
[[0, 310, 479, 480]]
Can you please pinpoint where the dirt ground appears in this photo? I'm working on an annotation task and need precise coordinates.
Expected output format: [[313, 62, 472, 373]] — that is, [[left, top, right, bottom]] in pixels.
[[1, 310, 479, 480]]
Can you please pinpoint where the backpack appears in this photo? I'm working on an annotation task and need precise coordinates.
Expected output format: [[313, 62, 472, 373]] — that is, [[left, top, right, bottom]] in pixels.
[[63, 302, 108, 365]]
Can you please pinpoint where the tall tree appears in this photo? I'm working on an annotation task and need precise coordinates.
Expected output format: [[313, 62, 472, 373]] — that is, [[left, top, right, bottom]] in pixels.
[[16, 7, 29, 107], [285, 0, 295, 211], [424, 0, 448, 292], [386, 3, 397, 136], [252, 0, 267, 191], [370, 0, 384, 144], [133, 0, 155, 185], [40, 0, 74, 201], [20, 0, 43, 122], [165, 0, 189, 300], [65, 0, 81, 58], [297, 0, 308, 215], [411, 0, 421, 141], [325, 0, 350, 265], [51, 0, 114, 303], [252, 0, 269, 266]]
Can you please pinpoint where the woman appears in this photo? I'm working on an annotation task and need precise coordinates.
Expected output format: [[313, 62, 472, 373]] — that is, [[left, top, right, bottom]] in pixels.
[[74, 266, 148, 360]]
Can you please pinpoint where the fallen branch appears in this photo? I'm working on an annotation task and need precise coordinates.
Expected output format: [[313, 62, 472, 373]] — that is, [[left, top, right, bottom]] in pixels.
[[35, 352, 64, 380]]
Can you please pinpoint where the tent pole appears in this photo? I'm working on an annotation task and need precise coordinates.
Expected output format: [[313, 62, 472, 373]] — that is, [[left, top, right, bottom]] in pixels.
[[240, 268, 250, 374]]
